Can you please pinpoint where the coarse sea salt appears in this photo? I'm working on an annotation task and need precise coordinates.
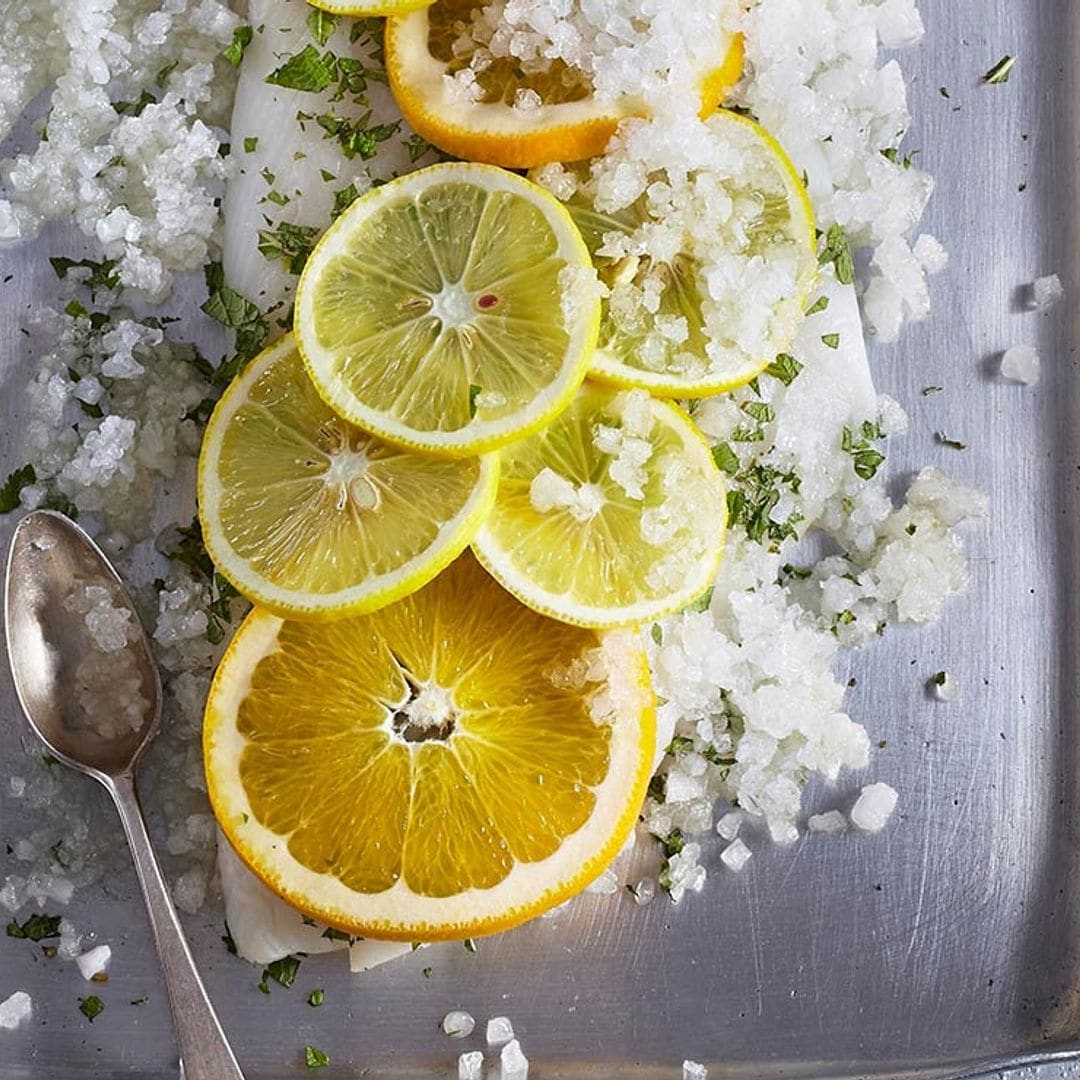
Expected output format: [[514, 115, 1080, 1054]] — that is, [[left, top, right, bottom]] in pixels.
[[487, 1016, 515, 1046], [808, 810, 848, 835], [1033, 274, 1064, 311], [501, 1038, 529, 1079], [0, 991, 32, 1031], [76, 944, 111, 982], [459, 1051, 484, 1080], [850, 783, 899, 833], [1000, 345, 1040, 385], [720, 838, 752, 872], [684, 1061, 708, 1080]]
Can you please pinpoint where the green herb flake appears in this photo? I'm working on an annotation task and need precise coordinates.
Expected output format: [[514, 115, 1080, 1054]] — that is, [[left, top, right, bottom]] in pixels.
[[304, 1046, 330, 1069], [684, 587, 714, 614], [665, 735, 694, 756], [935, 433, 967, 451], [332, 182, 360, 220], [0, 464, 36, 514], [7, 912, 62, 941], [468, 384, 481, 419], [781, 563, 811, 580], [222, 924, 238, 956], [261, 954, 301, 991], [932, 671, 947, 686], [650, 623, 663, 646], [905, 523, 917, 536], [308, 988, 325, 1007], [257, 220, 319, 275], [49, 256, 120, 294], [711, 441, 740, 476], [821, 333, 840, 350], [224, 25, 254, 67], [922, 385, 943, 396], [306, 7, 340, 47], [422, 966, 433, 978], [201, 262, 270, 373], [79, 996, 104, 1022], [113, 90, 156, 117], [266, 45, 337, 93], [130, 996, 148, 1006], [463, 938, 478, 953], [983, 55, 1016, 84], [656, 828, 685, 858], [818, 223, 855, 285], [741, 400, 775, 424], [243, 136, 259, 153], [764, 352, 804, 386]]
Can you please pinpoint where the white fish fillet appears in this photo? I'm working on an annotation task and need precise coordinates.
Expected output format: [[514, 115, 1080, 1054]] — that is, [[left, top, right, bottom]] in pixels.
[[217, 0, 430, 974]]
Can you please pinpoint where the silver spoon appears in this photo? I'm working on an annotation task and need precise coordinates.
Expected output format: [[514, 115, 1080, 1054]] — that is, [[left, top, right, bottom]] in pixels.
[[4, 510, 244, 1080]]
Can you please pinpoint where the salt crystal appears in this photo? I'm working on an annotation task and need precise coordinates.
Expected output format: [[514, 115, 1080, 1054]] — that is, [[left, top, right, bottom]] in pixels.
[[715, 811, 742, 840], [76, 944, 111, 981], [683, 1061, 708, 1080], [8, 778, 25, 799], [501, 1038, 529, 1079], [442, 1010, 475, 1038], [1000, 345, 1040, 385], [585, 868, 619, 895], [720, 838, 752, 872], [629, 878, 655, 906], [808, 811, 848, 835], [487, 1016, 515, 1046], [1033, 274, 1064, 311], [0, 991, 32, 1031], [850, 783, 899, 833], [459, 1051, 484, 1080]]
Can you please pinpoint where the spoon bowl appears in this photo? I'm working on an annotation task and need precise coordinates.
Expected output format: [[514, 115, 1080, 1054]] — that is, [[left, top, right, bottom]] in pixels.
[[5, 509, 161, 778], [3, 510, 244, 1080]]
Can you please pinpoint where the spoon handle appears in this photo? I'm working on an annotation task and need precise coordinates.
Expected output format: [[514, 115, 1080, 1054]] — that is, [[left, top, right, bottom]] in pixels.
[[107, 774, 245, 1080]]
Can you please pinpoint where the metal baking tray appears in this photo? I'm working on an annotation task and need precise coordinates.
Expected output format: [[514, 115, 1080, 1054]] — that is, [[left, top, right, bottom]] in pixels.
[[1, 1, 1078, 1076]]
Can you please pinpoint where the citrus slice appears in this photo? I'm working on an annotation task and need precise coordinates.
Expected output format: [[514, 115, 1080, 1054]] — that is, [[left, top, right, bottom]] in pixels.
[[472, 382, 727, 628], [197, 334, 497, 620], [385, 1, 744, 169], [307, 0, 431, 12], [294, 162, 601, 457], [562, 109, 817, 399], [204, 551, 656, 941]]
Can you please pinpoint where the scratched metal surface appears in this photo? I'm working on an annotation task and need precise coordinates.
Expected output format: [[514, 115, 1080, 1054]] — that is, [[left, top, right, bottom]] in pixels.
[[1, 0, 1079, 1077]]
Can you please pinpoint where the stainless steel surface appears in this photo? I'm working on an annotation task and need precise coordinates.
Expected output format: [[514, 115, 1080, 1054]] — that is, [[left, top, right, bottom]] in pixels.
[[3, 513, 245, 1080], [0, 0, 1078, 1077]]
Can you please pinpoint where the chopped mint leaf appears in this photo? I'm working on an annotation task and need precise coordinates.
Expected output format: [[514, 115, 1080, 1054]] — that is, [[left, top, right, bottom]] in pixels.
[[243, 136, 258, 153], [905, 523, 917, 536], [805, 295, 829, 316], [50, 256, 119, 294], [665, 735, 694, 756], [922, 385, 943, 395], [79, 996, 104, 1022], [224, 25, 254, 67], [422, 966, 433, 978], [656, 828, 684, 857], [684, 587, 713, 614], [821, 333, 840, 349], [0, 464, 36, 514], [650, 623, 663, 645], [304, 1046, 330, 1069], [711, 442, 739, 476], [7, 912, 61, 941], [764, 352, 803, 386], [259, 954, 302, 993], [880, 147, 917, 169], [317, 113, 401, 160], [113, 90, 156, 117], [306, 8, 339, 46], [320, 926, 355, 944], [130, 996, 148, 1006], [932, 671, 947, 686], [405, 132, 433, 162], [331, 182, 360, 220], [468, 384, 481, 419], [257, 220, 319, 275], [818, 223, 855, 285], [201, 262, 269, 372], [463, 938, 478, 953], [741, 401, 774, 424], [983, 55, 1016, 84], [266, 45, 337, 93], [307, 988, 325, 1007]]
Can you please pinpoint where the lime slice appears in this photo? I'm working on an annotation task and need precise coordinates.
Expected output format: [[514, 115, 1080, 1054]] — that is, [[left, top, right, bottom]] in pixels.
[[560, 109, 817, 398], [472, 381, 727, 628], [197, 334, 498, 619], [294, 162, 601, 456]]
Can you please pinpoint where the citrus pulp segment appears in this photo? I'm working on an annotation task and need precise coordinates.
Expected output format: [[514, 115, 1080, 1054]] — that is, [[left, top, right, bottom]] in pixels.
[[294, 163, 601, 456], [385, 1, 745, 169], [565, 109, 818, 398], [204, 552, 656, 940], [472, 382, 728, 628], [197, 334, 498, 620]]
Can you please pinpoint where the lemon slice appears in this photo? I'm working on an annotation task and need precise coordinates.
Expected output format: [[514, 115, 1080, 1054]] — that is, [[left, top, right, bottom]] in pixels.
[[472, 382, 727, 628], [204, 552, 656, 941], [307, 0, 432, 12], [386, 1, 744, 169], [563, 110, 817, 399], [294, 163, 601, 457], [197, 334, 497, 619]]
